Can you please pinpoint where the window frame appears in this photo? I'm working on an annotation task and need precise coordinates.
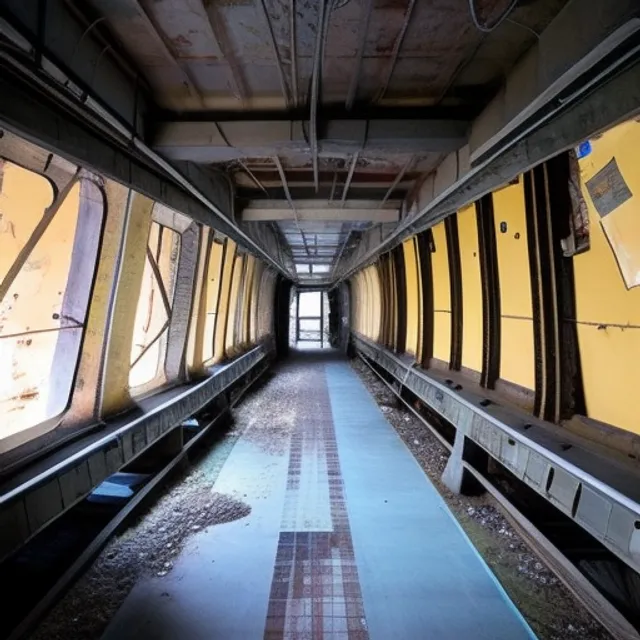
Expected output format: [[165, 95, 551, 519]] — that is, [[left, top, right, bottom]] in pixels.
[[127, 203, 197, 397], [0, 150, 106, 458], [214, 239, 237, 363]]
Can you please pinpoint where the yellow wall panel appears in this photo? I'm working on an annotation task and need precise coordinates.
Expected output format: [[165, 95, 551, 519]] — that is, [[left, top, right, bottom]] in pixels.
[[243, 256, 256, 346], [102, 192, 154, 415], [431, 222, 451, 363], [202, 240, 224, 365], [186, 228, 208, 375], [67, 180, 127, 424], [458, 204, 483, 374], [226, 254, 244, 355], [370, 266, 381, 341], [249, 261, 264, 343], [214, 239, 236, 363], [433, 313, 451, 363], [501, 317, 535, 387], [493, 181, 535, 391], [574, 119, 640, 433], [402, 239, 421, 357], [361, 270, 369, 338]]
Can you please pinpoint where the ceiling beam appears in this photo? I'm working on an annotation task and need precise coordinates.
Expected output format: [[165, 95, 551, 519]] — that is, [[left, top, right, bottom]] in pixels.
[[238, 188, 410, 205], [248, 199, 400, 210], [153, 118, 469, 161], [242, 202, 400, 223], [202, 2, 248, 106], [346, 0, 373, 110], [375, 0, 416, 103], [257, 0, 290, 108], [236, 171, 415, 187]]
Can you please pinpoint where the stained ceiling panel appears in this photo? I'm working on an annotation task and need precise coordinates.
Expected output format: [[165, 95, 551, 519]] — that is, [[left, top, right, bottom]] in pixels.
[[86, 0, 571, 282]]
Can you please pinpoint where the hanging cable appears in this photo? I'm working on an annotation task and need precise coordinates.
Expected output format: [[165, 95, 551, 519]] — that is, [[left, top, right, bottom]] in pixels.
[[468, 0, 519, 33]]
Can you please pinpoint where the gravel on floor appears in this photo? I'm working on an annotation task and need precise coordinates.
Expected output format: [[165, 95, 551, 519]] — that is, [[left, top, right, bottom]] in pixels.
[[29, 356, 615, 640], [235, 367, 301, 456], [351, 356, 613, 640], [31, 459, 251, 640], [31, 362, 307, 640]]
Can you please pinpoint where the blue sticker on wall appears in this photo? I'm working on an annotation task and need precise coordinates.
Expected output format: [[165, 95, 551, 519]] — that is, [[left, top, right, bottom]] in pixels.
[[576, 141, 592, 159]]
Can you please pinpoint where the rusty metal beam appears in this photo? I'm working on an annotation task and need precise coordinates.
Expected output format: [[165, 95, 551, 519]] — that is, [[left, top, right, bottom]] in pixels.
[[331, 226, 352, 275], [145, 246, 173, 318], [258, 0, 290, 108], [289, 0, 299, 108], [309, 0, 328, 194], [203, 2, 248, 107], [376, 0, 417, 103], [380, 155, 414, 208], [241, 202, 399, 223], [129, 0, 205, 106], [346, 0, 373, 110], [273, 155, 311, 259], [237, 160, 270, 198], [153, 118, 469, 161], [329, 171, 338, 201], [340, 151, 359, 207]]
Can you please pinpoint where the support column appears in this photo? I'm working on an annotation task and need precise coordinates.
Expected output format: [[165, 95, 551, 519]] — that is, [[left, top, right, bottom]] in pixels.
[[441, 425, 485, 495]]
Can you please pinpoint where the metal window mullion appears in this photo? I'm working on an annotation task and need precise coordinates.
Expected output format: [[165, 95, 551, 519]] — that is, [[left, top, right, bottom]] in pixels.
[[476, 194, 501, 389], [0, 169, 80, 305], [188, 227, 211, 373], [445, 214, 463, 371], [165, 223, 199, 381], [416, 229, 435, 368], [130, 319, 170, 369], [47, 176, 105, 418], [145, 245, 173, 319], [393, 244, 407, 354]]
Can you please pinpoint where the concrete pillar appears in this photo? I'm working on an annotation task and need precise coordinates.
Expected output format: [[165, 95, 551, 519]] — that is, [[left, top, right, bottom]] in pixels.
[[441, 426, 485, 495]]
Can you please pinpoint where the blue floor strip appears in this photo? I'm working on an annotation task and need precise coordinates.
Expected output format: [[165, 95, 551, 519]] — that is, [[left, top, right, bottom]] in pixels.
[[325, 362, 536, 640]]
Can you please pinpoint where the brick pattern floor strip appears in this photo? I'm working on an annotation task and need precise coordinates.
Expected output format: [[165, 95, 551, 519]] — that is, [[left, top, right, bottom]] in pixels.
[[264, 365, 369, 640]]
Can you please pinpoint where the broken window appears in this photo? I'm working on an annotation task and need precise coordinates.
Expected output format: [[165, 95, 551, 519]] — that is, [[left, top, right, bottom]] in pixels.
[[0, 160, 103, 447], [129, 220, 181, 389]]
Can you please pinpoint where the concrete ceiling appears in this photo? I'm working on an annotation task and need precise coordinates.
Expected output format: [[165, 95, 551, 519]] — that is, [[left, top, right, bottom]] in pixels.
[[83, 0, 570, 282]]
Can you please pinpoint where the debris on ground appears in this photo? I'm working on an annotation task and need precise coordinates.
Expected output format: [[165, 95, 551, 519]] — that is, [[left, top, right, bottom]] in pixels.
[[31, 468, 251, 640], [235, 369, 301, 456], [33, 364, 305, 640], [351, 356, 612, 640], [32, 358, 613, 640]]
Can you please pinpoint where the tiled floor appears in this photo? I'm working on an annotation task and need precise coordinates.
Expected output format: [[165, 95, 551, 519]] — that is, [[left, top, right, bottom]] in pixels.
[[264, 373, 367, 639], [101, 351, 535, 640]]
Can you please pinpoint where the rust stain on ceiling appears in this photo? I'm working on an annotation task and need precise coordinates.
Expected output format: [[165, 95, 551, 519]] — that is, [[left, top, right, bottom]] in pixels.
[[86, 0, 571, 278]]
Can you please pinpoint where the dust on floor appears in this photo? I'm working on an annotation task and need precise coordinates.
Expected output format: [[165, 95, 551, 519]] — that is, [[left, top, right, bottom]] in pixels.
[[31, 462, 251, 640], [31, 364, 306, 640], [351, 356, 613, 640]]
